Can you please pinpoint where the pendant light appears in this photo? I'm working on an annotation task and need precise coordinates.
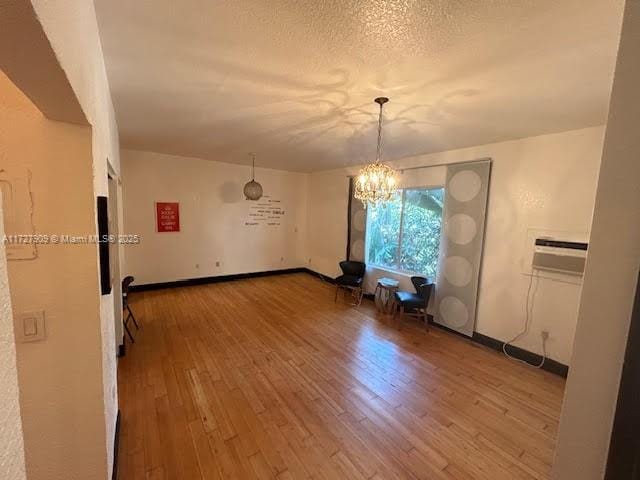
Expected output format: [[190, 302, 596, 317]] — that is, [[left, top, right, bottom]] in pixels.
[[243, 153, 263, 201], [353, 97, 398, 206]]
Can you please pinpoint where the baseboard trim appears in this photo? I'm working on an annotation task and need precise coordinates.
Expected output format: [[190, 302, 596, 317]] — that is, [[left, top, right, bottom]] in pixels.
[[472, 331, 569, 377], [303, 270, 568, 377], [303, 268, 336, 284], [426, 319, 568, 377], [303, 269, 378, 302], [112, 410, 121, 480], [128, 267, 568, 377], [129, 267, 308, 292]]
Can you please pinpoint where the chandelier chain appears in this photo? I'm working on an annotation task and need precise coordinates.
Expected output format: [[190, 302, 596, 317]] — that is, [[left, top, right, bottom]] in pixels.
[[376, 101, 384, 163], [249, 152, 256, 180]]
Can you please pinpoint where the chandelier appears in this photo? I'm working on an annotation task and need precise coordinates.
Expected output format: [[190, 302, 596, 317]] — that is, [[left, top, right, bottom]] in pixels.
[[243, 153, 263, 201], [354, 97, 398, 206]]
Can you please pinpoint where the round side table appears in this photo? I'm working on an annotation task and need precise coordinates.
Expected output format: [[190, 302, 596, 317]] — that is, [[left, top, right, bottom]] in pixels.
[[374, 277, 400, 314]]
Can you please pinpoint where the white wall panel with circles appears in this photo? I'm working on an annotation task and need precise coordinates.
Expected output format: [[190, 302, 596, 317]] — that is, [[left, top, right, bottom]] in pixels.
[[347, 178, 367, 262], [435, 160, 492, 336]]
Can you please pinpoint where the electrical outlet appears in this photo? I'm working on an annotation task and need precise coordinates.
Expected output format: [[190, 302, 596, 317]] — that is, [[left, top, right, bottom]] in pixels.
[[215, 261, 220, 267], [541, 330, 549, 341]]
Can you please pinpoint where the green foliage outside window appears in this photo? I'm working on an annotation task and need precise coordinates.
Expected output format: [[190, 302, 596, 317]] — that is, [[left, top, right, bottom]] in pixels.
[[366, 187, 444, 279]]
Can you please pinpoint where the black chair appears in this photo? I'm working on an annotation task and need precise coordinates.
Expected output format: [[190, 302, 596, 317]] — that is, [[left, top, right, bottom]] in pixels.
[[394, 276, 434, 330], [122, 276, 140, 342], [334, 261, 366, 306]]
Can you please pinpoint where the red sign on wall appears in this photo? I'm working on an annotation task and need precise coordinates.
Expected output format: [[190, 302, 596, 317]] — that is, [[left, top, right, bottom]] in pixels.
[[156, 202, 180, 232]]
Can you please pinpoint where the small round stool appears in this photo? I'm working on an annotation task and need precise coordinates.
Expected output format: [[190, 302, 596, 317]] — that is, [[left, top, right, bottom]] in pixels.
[[374, 277, 400, 314]]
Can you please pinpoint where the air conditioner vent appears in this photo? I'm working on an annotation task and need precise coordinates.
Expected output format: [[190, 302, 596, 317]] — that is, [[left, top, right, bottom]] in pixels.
[[532, 238, 588, 275]]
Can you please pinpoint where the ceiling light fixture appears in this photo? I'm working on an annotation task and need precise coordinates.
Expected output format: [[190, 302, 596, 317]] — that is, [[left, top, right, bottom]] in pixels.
[[354, 97, 398, 206], [243, 153, 263, 201]]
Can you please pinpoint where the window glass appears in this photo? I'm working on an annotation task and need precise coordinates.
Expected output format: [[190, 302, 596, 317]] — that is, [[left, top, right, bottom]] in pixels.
[[366, 187, 444, 279], [365, 190, 402, 270], [399, 188, 444, 278]]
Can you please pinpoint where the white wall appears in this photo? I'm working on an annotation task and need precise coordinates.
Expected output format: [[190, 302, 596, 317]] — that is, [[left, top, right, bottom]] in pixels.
[[308, 126, 604, 365], [1, 72, 107, 480], [0, 196, 26, 480], [30, 1, 121, 474], [553, 0, 640, 477], [121, 150, 309, 285]]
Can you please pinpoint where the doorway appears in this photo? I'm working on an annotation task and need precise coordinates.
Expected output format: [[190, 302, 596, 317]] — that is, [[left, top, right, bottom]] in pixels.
[[108, 169, 124, 355]]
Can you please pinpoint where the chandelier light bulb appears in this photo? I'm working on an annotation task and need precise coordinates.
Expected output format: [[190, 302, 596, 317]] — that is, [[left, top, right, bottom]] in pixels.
[[353, 97, 399, 206]]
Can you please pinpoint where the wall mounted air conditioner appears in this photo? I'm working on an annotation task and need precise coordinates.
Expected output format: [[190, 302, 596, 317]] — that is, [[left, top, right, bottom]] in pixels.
[[532, 238, 588, 276]]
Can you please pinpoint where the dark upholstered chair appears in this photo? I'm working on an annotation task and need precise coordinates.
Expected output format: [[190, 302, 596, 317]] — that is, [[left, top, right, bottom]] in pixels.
[[394, 276, 434, 329], [334, 261, 366, 306], [122, 275, 140, 342]]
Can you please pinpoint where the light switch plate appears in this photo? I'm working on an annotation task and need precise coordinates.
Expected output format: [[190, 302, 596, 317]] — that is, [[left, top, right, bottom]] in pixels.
[[17, 310, 46, 343]]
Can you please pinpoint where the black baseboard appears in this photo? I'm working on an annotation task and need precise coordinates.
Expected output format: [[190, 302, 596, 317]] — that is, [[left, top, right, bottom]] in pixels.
[[427, 319, 568, 377], [304, 269, 376, 302], [303, 269, 568, 377], [472, 331, 569, 377], [112, 410, 121, 480], [129, 267, 308, 292], [303, 268, 336, 284], [127, 267, 568, 378]]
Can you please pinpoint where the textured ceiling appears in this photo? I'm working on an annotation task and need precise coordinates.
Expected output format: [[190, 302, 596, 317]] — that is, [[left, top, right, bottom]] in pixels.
[[95, 0, 623, 172]]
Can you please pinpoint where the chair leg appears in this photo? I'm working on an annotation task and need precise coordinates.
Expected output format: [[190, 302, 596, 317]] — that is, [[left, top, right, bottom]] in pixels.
[[124, 318, 135, 343], [398, 305, 405, 330], [356, 288, 363, 306], [374, 285, 381, 311], [127, 304, 140, 329]]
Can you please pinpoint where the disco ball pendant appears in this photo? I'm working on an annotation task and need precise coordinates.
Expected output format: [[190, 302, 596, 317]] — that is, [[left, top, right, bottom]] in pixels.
[[244, 179, 263, 201], [244, 153, 263, 201]]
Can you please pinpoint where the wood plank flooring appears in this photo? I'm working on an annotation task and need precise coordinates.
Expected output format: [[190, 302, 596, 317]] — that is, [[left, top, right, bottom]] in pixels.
[[117, 273, 566, 479]]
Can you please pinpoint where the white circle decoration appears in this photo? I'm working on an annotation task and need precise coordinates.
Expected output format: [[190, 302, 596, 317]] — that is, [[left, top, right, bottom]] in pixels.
[[352, 209, 366, 232], [445, 214, 477, 245], [449, 170, 482, 202], [439, 296, 469, 327], [351, 239, 364, 260], [443, 256, 473, 287]]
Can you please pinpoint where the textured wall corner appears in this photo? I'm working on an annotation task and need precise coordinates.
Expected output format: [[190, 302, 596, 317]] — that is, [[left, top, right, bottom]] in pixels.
[[0, 196, 27, 480], [30, 1, 122, 475]]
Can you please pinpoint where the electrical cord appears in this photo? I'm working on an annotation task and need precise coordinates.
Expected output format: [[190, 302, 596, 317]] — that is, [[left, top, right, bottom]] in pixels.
[[503, 268, 547, 368]]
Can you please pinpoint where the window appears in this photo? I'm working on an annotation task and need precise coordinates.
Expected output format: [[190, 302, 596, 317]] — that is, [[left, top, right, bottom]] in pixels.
[[365, 187, 444, 279]]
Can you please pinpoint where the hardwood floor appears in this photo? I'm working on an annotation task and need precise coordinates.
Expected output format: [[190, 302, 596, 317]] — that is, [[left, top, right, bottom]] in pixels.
[[117, 273, 565, 480]]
